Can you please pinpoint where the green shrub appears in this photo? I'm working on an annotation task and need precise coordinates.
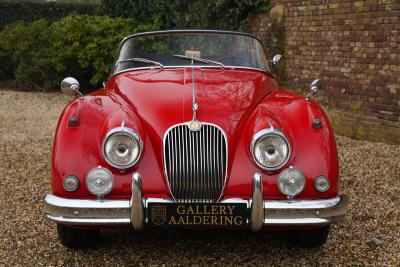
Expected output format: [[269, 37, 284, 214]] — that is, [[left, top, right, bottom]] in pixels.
[[0, 22, 23, 81], [0, 0, 272, 91], [0, 1, 100, 29], [101, 0, 271, 31], [0, 15, 151, 91], [50, 15, 151, 90], [0, 20, 53, 89]]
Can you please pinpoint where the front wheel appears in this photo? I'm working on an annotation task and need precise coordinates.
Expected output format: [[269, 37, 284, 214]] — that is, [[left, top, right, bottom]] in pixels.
[[290, 225, 330, 247], [57, 224, 99, 248]]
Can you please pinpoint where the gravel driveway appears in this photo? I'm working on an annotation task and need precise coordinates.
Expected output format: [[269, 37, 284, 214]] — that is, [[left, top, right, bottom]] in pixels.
[[0, 90, 399, 266]]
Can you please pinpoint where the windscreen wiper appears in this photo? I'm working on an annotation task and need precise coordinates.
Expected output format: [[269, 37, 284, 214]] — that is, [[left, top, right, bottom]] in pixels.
[[116, 57, 164, 68], [173, 55, 225, 69]]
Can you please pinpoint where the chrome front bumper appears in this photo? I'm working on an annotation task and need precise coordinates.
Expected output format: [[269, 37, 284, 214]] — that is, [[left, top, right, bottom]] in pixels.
[[44, 173, 348, 231]]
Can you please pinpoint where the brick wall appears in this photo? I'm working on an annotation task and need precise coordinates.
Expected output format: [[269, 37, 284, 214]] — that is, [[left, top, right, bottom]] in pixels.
[[249, 0, 400, 143]]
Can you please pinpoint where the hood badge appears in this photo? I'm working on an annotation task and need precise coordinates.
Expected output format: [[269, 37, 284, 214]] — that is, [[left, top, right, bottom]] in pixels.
[[188, 59, 202, 132], [189, 103, 201, 131]]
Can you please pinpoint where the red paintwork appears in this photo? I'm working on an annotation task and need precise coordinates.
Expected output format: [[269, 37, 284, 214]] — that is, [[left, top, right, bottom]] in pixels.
[[52, 67, 339, 203]]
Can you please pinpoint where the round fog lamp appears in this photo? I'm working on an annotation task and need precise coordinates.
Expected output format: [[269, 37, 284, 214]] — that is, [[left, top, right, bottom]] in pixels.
[[86, 167, 114, 196], [278, 167, 305, 197], [62, 175, 79, 192], [314, 176, 330, 192]]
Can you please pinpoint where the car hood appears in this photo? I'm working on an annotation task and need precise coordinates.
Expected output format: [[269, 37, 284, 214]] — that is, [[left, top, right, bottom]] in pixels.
[[109, 68, 277, 174], [111, 68, 277, 142]]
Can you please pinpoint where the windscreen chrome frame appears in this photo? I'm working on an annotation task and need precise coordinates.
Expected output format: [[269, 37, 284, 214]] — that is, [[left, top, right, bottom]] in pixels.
[[110, 29, 271, 77]]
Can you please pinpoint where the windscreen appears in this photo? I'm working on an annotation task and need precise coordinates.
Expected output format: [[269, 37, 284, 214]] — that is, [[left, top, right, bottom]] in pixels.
[[113, 32, 269, 74]]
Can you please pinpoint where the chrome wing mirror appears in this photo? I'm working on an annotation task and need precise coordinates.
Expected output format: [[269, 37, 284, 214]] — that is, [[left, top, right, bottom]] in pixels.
[[269, 54, 282, 76], [305, 79, 323, 101], [61, 77, 82, 99], [270, 54, 282, 65]]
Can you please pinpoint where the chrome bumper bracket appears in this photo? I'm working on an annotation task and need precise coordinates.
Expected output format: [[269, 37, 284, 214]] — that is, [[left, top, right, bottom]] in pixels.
[[130, 172, 144, 230], [250, 173, 263, 231]]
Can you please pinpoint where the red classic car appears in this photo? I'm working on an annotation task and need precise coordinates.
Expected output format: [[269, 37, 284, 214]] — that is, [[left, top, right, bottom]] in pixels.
[[44, 30, 347, 248]]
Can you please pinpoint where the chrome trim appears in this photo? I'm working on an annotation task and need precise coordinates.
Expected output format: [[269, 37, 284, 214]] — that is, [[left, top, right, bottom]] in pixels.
[[264, 196, 342, 209], [102, 126, 143, 169], [44, 192, 347, 227], [61, 77, 83, 99], [122, 30, 264, 44], [250, 173, 263, 231], [44, 170, 347, 228], [46, 215, 130, 225], [188, 59, 201, 131], [44, 194, 129, 209], [111, 65, 267, 79], [250, 126, 291, 171], [270, 54, 282, 65], [219, 198, 249, 206], [263, 195, 348, 226], [265, 218, 330, 225], [305, 79, 322, 101], [43, 194, 130, 226], [130, 173, 144, 230], [162, 122, 228, 203]]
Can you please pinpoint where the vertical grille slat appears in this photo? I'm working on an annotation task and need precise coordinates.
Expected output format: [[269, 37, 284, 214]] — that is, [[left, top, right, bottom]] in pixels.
[[216, 130, 221, 191], [207, 126, 212, 200], [201, 128, 206, 201], [220, 134, 224, 190], [177, 128, 181, 200], [167, 135, 172, 192], [164, 123, 227, 203], [188, 130, 192, 202], [205, 127, 209, 200], [183, 127, 187, 201], [212, 127, 217, 199]]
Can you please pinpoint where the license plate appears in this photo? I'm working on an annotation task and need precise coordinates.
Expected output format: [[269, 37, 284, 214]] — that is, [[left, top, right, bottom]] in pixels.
[[147, 203, 248, 227]]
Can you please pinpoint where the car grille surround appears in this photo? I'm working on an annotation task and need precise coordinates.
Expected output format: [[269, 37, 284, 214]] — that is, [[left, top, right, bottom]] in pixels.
[[163, 122, 228, 203]]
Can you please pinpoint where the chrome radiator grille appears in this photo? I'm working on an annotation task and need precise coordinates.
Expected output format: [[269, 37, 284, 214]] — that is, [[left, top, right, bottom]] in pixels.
[[163, 123, 227, 203]]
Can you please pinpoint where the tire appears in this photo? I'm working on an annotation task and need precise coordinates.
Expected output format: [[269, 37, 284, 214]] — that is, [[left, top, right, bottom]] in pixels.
[[57, 224, 100, 248], [290, 225, 330, 248]]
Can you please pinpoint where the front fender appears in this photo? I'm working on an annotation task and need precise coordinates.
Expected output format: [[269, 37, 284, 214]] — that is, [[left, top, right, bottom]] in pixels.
[[51, 91, 169, 199], [225, 88, 339, 200]]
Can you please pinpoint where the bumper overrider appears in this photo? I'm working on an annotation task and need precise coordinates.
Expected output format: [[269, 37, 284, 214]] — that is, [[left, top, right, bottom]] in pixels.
[[44, 173, 348, 231]]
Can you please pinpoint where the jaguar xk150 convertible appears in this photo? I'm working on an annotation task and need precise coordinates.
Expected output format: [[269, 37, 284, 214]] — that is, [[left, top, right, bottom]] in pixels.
[[44, 30, 347, 248]]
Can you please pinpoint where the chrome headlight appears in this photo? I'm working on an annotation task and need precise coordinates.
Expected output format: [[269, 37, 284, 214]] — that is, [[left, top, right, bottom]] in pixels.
[[102, 127, 142, 169], [251, 128, 290, 170], [86, 167, 114, 196]]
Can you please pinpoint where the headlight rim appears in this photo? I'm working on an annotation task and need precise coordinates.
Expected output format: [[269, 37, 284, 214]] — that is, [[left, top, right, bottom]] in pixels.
[[102, 126, 143, 169], [250, 127, 291, 171]]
